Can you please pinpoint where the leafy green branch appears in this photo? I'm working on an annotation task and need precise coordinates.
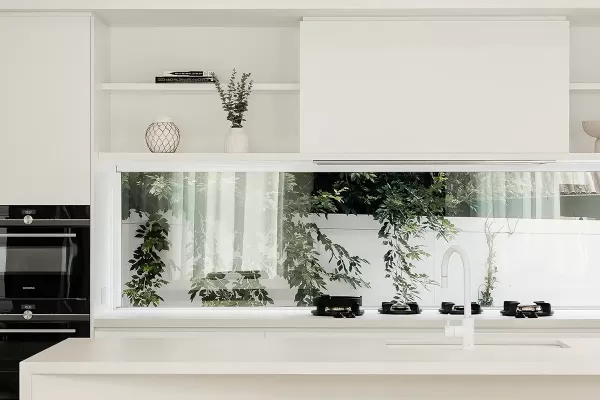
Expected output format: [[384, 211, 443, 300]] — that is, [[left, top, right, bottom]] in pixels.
[[189, 271, 273, 307], [280, 173, 370, 306], [335, 172, 456, 304], [123, 214, 171, 307], [213, 69, 253, 128]]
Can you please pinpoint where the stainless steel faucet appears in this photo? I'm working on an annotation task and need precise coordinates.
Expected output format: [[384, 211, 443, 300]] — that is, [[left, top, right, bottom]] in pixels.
[[441, 245, 475, 350]]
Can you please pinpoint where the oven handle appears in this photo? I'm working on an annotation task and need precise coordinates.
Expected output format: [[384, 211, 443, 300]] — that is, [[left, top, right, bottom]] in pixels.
[[0, 329, 76, 333], [0, 219, 89, 227], [0, 233, 76, 238]]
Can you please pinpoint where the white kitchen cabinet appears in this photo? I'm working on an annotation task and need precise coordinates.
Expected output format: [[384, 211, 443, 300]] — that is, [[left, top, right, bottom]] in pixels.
[[300, 20, 570, 155], [0, 15, 91, 204]]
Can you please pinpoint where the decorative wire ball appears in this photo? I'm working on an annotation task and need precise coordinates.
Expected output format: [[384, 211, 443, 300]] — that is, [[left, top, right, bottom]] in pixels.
[[145, 118, 181, 153]]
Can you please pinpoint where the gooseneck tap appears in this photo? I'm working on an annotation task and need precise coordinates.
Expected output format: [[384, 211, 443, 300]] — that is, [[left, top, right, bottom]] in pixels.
[[441, 245, 475, 350]]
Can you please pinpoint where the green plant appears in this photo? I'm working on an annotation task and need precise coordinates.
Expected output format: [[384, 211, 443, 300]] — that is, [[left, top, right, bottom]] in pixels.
[[479, 218, 500, 307], [189, 271, 274, 306], [327, 173, 456, 304], [478, 217, 519, 307], [280, 173, 370, 306], [121, 172, 186, 307], [121, 172, 181, 219], [123, 213, 171, 307], [213, 69, 253, 128]]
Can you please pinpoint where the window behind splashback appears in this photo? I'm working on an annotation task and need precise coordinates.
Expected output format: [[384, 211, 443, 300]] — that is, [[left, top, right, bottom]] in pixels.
[[118, 171, 600, 308]]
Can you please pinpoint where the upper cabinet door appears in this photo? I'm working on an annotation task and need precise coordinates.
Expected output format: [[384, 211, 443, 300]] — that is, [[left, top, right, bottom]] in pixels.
[[300, 20, 569, 155], [0, 16, 91, 204]]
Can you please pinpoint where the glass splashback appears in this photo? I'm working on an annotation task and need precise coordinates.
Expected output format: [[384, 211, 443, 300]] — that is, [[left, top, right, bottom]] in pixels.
[[120, 171, 600, 308]]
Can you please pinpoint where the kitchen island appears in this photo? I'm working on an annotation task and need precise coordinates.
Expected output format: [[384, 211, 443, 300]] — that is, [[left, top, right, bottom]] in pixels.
[[20, 336, 600, 400]]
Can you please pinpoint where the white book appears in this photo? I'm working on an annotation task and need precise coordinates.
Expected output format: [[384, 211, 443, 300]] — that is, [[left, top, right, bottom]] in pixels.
[[163, 70, 214, 77]]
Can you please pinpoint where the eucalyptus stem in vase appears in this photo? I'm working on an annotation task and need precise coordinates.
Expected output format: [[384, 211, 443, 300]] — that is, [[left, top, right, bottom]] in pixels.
[[213, 69, 253, 153]]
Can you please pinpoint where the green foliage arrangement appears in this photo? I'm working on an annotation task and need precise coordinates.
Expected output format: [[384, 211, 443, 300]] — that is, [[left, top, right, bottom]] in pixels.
[[121, 172, 182, 218], [328, 173, 456, 304], [123, 213, 171, 307], [280, 173, 370, 306], [189, 271, 274, 307], [213, 69, 253, 128]]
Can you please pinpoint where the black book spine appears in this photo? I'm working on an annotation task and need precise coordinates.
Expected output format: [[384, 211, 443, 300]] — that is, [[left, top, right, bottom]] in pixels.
[[155, 76, 215, 83]]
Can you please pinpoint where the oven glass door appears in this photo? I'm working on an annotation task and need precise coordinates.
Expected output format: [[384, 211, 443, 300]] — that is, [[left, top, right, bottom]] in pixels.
[[0, 321, 84, 400], [0, 226, 83, 300]]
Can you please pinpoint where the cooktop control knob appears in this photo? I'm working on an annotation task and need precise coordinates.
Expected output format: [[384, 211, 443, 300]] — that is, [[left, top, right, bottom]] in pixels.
[[23, 310, 33, 320]]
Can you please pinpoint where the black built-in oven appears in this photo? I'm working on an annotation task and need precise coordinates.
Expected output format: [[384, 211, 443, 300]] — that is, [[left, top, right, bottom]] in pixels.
[[0, 206, 90, 400]]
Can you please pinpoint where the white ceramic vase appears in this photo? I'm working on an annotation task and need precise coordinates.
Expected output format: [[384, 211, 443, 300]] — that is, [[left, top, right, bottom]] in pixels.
[[145, 116, 180, 153], [582, 121, 600, 153], [225, 127, 248, 153]]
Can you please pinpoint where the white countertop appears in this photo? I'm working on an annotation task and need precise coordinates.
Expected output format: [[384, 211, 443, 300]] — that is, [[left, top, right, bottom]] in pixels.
[[21, 336, 600, 376], [93, 309, 600, 330]]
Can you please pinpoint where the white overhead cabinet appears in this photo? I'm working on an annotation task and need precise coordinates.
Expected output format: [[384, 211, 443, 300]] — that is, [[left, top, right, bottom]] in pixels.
[[0, 15, 91, 204], [300, 20, 570, 155]]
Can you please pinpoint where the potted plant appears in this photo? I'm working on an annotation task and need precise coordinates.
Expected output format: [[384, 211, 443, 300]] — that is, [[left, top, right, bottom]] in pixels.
[[213, 69, 253, 153]]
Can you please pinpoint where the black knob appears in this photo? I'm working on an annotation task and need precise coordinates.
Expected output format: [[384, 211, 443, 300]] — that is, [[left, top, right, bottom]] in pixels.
[[381, 302, 393, 313], [503, 301, 520, 315], [440, 302, 455, 314], [407, 302, 421, 314]]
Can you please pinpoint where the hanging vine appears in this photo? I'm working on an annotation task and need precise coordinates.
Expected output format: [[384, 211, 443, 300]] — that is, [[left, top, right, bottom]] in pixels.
[[326, 172, 456, 304], [280, 173, 370, 306], [123, 213, 171, 307], [479, 217, 519, 307], [479, 218, 500, 307]]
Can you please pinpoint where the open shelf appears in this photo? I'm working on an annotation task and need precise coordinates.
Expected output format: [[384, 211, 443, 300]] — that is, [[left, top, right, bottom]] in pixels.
[[102, 83, 300, 94], [99, 152, 600, 163], [570, 83, 600, 94], [99, 152, 307, 163]]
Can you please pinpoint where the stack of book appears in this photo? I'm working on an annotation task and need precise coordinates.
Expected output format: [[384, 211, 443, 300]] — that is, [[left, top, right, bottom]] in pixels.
[[155, 70, 215, 84]]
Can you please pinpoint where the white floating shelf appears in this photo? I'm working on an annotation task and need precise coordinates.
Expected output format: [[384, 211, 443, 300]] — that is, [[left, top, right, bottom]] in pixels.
[[570, 83, 600, 94], [101, 83, 299, 94]]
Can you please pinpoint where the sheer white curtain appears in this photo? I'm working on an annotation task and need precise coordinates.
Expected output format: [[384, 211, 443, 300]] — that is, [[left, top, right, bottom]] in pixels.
[[168, 172, 281, 281], [559, 172, 600, 195], [473, 172, 600, 219], [474, 172, 558, 218]]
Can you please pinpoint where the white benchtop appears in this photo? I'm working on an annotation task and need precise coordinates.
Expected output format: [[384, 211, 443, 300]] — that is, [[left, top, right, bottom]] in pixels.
[[21, 336, 600, 376], [93, 309, 600, 330]]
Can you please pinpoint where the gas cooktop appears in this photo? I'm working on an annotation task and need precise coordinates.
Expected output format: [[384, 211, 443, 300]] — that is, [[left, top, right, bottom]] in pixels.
[[501, 301, 553, 318], [378, 301, 421, 315], [311, 295, 363, 318], [439, 302, 482, 315]]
